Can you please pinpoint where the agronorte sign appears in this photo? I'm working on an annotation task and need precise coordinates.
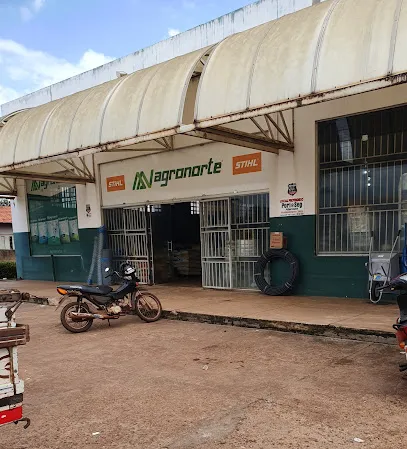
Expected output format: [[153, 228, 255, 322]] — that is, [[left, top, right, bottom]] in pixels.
[[132, 157, 222, 190]]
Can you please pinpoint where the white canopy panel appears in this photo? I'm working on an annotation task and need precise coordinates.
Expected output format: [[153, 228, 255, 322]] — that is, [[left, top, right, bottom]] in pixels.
[[0, 47, 209, 170], [195, 0, 407, 126]]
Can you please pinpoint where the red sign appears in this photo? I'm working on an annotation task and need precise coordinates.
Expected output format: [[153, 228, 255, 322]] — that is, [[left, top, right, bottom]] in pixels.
[[233, 153, 262, 175], [106, 175, 125, 192]]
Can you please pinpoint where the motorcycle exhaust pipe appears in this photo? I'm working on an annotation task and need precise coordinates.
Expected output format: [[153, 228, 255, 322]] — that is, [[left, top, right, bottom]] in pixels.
[[69, 312, 120, 321]]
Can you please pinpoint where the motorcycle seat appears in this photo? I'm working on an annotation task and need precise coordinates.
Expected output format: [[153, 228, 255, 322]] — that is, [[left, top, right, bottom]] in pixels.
[[58, 284, 113, 295]]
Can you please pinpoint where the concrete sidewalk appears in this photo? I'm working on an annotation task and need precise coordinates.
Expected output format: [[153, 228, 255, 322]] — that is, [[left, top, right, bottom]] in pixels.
[[0, 279, 398, 340]]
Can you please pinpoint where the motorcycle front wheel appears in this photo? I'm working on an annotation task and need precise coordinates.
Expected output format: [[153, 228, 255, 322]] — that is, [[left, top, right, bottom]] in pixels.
[[135, 293, 162, 323], [60, 301, 93, 333]]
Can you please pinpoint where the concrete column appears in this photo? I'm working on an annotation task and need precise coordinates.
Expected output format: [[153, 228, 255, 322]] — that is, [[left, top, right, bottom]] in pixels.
[[11, 180, 30, 279], [11, 180, 29, 233], [76, 183, 102, 229], [76, 155, 102, 230]]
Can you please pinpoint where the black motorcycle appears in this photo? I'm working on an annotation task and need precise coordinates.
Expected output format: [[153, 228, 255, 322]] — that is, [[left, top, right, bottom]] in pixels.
[[56, 263, 162, 333]]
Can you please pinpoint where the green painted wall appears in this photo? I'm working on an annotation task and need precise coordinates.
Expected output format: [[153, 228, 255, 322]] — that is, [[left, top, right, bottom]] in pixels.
[[14, 216, 369, 297], [270, 215, 368, 298], [14, 228, 98, 282]]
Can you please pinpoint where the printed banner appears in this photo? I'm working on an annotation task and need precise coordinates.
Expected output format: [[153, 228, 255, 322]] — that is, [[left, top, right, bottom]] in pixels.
[[27, 181, 80, 256], [280, 197, 304, 216]]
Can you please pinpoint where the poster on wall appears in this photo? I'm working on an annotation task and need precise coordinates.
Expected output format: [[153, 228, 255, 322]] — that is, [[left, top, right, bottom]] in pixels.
[[280, 197, 305, 217], [27, 181, 80, 256], [279, 183, 304, 217]]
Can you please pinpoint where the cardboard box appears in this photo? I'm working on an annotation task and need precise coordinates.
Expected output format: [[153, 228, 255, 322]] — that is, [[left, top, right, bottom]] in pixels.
[[270, 232, 284, 249]]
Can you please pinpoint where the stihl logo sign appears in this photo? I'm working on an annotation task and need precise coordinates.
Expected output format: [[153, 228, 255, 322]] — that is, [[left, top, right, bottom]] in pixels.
[[106, 175, 126, 192], [233, 153, 262, 175]]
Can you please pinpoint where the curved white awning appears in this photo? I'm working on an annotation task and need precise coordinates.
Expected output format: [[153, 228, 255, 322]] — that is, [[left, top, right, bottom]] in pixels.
[[0, 47, 210, 170], [2, 0, 407, 175], [195, 0, 407, 127]]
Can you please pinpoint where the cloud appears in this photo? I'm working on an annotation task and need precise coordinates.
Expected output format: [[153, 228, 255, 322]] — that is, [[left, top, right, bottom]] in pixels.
[[0, 86, 22, 108], [168, 28, 181, 37], [33, 0, 45, 11], [0, 39, 114, 105], [20, 0, 45, 21]]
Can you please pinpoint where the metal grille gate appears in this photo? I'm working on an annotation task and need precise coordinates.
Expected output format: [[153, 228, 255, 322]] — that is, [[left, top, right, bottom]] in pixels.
[[103, 207, 153, 284], [201, 193, 270, 290], [201, 199, 232, 289]]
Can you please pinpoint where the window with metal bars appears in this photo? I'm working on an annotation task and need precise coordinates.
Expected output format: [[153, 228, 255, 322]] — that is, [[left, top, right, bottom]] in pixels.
[[59, 187, 77, 209], [146, 204, 161, 213], [190, 201, 200, 215], [318, 105, 407, 254]]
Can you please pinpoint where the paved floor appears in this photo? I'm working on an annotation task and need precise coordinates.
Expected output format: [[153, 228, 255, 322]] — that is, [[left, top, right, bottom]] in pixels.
[[1, 280, 399, 333], [1, 303, 406, 448]]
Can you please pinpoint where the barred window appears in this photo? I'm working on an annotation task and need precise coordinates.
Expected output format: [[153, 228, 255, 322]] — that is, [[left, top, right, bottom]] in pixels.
[[190, 201, 200, 215], [146, 204, 162, 213], [318, 105, 407, 254]]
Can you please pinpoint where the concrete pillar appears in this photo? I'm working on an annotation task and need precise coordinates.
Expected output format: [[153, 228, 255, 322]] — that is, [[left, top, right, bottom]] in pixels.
[[11, 180, 30, 279], [11, 180, 29, 234]]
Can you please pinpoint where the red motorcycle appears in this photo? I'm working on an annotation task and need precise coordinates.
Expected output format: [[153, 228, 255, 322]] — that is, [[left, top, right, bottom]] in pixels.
[[394, 296, 407, 372], [384, 273, 407, 372]]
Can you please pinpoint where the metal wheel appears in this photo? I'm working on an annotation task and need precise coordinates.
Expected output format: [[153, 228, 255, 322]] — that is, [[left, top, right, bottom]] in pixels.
[[60, 301, 93, 333], [369, 280, 384, 304], [134, 293, 162, 323]]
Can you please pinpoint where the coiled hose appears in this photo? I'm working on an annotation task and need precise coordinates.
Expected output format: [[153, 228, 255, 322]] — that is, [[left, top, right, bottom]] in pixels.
[[254, 249, 299, 296]]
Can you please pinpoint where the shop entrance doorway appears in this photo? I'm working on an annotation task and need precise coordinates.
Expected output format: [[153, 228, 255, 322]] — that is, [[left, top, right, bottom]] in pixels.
[[104, 193, 270, 290], [151, 202, 201, 285]]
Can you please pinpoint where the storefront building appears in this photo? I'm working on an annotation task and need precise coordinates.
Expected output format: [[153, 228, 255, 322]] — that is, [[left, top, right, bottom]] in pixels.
[[1, 0, 407, 298]]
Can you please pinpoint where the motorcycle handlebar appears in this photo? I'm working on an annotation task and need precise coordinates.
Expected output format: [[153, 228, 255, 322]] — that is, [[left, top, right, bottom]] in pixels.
[[104, 270, 122, 279]]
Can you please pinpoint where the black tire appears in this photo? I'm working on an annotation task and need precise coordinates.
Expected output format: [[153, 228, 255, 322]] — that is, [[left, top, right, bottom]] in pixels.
[[60, 301, 93, 333], [135, 293, 162, 323], [369, 281, 384, 304], [254, 249, 299, 296]]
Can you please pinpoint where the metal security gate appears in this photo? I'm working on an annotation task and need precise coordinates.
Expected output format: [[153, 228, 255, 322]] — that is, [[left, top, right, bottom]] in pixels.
[[201, 199, 232, 289], [230, 193, 270, 289], [103, 207, 153, 284], [201, 193, 270, 290]]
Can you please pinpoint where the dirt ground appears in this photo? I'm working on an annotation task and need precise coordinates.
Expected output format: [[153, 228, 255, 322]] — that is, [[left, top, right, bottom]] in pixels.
[[2, 304, 407, 449]]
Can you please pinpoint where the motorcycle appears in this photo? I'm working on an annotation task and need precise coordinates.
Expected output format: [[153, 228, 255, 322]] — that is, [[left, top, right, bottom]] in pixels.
[[379, 273, 407, 372], [56, 263, 162, 333]]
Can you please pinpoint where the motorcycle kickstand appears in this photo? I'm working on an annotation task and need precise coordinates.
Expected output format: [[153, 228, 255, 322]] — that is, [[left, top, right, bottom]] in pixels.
[[108, 319, 111, 327], [14, 417, 31, 429]]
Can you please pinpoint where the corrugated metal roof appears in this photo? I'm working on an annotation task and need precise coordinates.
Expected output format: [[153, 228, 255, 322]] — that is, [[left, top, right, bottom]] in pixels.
[[0, 47, 209, 169], [195, 0, 407, 126]]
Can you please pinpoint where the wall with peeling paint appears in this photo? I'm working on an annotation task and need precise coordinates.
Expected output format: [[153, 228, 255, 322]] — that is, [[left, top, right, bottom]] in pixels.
[[0, 0, 325, 116]]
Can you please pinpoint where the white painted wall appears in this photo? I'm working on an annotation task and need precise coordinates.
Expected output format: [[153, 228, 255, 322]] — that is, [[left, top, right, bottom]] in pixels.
[[0, 0, 322, 116], [100, 145, 274, 207]]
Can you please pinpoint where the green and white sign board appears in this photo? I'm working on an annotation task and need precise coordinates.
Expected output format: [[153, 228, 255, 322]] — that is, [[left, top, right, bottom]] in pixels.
[[27, 181, 80, 256]]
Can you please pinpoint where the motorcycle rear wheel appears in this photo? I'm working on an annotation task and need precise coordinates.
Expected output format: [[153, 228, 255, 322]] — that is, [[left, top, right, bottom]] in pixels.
[[135, 293, 162, 323], [60, 301, 93, 333]]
